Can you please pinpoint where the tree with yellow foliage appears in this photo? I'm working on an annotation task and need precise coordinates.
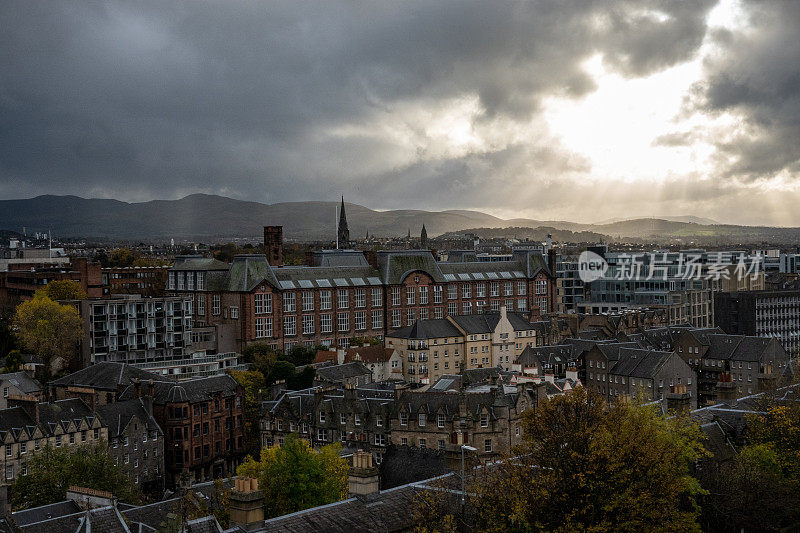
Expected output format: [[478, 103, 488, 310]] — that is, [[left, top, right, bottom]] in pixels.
[[416, 387, 708, 533], [13, 293, 82, 376], [35, 280, 87, 301], [237, 434, 348, 518]]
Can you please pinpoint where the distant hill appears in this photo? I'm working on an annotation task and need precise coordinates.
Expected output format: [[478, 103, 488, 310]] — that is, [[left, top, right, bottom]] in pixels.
[[594, 215, 720, 225], [0, 194, 798, 245]]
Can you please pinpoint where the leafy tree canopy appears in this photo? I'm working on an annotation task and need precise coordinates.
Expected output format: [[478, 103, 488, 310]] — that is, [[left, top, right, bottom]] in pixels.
[[237, 434, 348, 518], [11, 442, 142, 509], [13, 294, 82, 376], [35, 280, 87, 301]]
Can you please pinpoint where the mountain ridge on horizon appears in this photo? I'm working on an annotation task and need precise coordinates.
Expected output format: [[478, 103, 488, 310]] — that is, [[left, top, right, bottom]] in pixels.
[[0, 193, 797, 243]]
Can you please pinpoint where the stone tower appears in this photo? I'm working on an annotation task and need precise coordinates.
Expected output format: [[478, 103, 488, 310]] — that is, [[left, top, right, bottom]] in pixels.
[[420, 224, 428, 249], [338, 196, 350, 247]]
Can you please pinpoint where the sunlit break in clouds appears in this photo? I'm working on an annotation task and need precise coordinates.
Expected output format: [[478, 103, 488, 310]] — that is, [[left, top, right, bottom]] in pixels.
[[2, 0, 800, 225]]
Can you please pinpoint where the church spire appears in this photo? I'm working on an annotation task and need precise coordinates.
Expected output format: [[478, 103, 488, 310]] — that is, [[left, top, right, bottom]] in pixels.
[[338, 196, 350, 247], [420, 224, 428, 249]]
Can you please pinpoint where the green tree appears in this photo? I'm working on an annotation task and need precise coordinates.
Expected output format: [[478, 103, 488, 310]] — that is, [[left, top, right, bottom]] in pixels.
[[108, 247, 139, 267], [13, 294, 83, 376], [35, 280, 87, 301], [212, 243, 238, 263], [286, 366, 315, 390], [419, 388, 708, 533], [11, 442, 142, 508], [270, 360, 296, 384], [243, 343, 278, 374], [237, 434, 348, 518], [1, 349, 22, 373], [231, 370, 267, 456]]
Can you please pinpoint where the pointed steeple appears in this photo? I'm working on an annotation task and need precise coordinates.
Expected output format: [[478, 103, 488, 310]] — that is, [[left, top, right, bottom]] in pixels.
[[420, 224, 428, 249], [338, 196, 350, 246]]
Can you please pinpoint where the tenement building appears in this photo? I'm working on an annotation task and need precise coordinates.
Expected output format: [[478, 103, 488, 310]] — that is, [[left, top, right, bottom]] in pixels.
[[0, 397, 107, 484], [166, 228, 556, 354], [385, 307, 538, 384], [262, 383, 396, 463], [97, 396, 165, 494]]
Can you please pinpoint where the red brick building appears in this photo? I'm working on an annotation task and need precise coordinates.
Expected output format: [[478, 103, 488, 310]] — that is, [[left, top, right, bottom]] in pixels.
[[167, 232, 556, 355], [0, 257, 103, 304]]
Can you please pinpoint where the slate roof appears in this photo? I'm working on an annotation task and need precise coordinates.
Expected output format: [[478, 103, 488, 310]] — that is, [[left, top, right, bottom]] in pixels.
[[18, 505, 131, 533], [97, 398, 163, 438], [0, 371, 42, 394], [171, 256, 230, 272], [185, 515, 224, 533], [700, 421, 736, 463], [315, 362, 372, 384], [516, 345, 572, 369], [50, 362, 169, 391], [12, 501, 81, 527], [377, 251, 446, 285], [389, 319, 462, 340], [609, 349, 674, 379], [259, 482, 424, 532], [119, 374, 240, 404]]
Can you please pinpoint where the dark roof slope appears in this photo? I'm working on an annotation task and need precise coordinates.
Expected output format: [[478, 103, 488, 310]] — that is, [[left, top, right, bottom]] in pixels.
[[315, 362, 372, 383], [0, 372, 42, 394], [97, 398, 163, 438], [50, 363, 168, 391]]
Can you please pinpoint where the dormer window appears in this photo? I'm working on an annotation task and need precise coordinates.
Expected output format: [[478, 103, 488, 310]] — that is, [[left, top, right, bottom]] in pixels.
[[418, 414, 426, 427], [480, 413, 489, 427]]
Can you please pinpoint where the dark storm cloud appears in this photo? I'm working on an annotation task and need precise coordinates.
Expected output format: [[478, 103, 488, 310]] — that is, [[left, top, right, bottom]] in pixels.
[[0, 0, 715, 209], [692, 1, 800, 180]]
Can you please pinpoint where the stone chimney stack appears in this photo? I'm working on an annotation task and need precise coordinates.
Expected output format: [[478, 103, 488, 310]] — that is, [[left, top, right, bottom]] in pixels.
[[665, 384, 692, 413], [229, 477, 265, 531], [348, 450, 380, 497], [715, 372, 738, 403], [263, 226, 284, 267], [758, 363, 777, 393], [565, 366, 578, 382], [7, 394, 40, 423]]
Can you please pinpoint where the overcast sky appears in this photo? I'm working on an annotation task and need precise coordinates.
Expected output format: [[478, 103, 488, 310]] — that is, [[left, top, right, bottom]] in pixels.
[[2, 0, 799, 225]]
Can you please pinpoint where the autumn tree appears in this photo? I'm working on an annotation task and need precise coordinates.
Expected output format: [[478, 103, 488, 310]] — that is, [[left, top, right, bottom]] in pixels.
[[237, 434, 348, 518], [230, 370, 267, 456], [35, 280, 87, 301], [11, 442, 142, 509], [419, 388, 708, 533], [107, 247, 139, 267], [13, 294, 83, 376]]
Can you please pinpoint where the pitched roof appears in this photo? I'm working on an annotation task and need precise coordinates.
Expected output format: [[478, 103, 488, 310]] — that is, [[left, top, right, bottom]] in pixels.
[[50, 363, 169, 391], [610, 349, 674, 379], [119, 374, 240, 404], [12, 501, 81, 527], [0, 371, 42, 394], [315, 362, 372, 384], [389, 319, 461, 340], [97, 398, 163, 438]]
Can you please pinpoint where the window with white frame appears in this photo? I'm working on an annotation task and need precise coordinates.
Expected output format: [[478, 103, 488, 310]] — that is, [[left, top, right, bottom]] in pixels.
[[434, 307, 444, 319], [406, 308, 415, 325], [197, 294, 205, 316], [504, 282, 513, 296], [462, 302, 472, 315], [433, 285, 443, 303], [517, 281, 527, 295], [284, 315, 296, 336], [392, 287, 401, 306], [462, 284, 471, 299], [517, 298, 527, 311], [490, 282, 500, 296], [406, 286, 415, 305], [374, 434, 386, 446], [320, 313, 332, 333], [187, 273, 195, 291], [320, 290, 332, 310], [337, 289, 349, 309], [480, 413, 489, 427], [197, 272, 205, 290], [283, 293, 296, 312], [535, 280, 547, 294], [448, 302, 458, 316], [419, 307, 428, 320], [484, 438, 492, 453], [371, 288, 382, 307], [437, 414, 445, 428], [448, 285, 457, 300], [355, 311, 367, 331], [419, 286, 429, 304], [354, 288, 366, 308], [230, 306, 238, 319], [212, 294, 220, 315], [418, 413, 426, 427], [392, 310, 402, 328], [302, 315, 315, 335], [400, 412, 408, 426], [168, 272, 176, 290], [476, 282, 486, 297], [372, 309, 383, 330], [338, 312, 349, 332], [302, 291, 314, 311]]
